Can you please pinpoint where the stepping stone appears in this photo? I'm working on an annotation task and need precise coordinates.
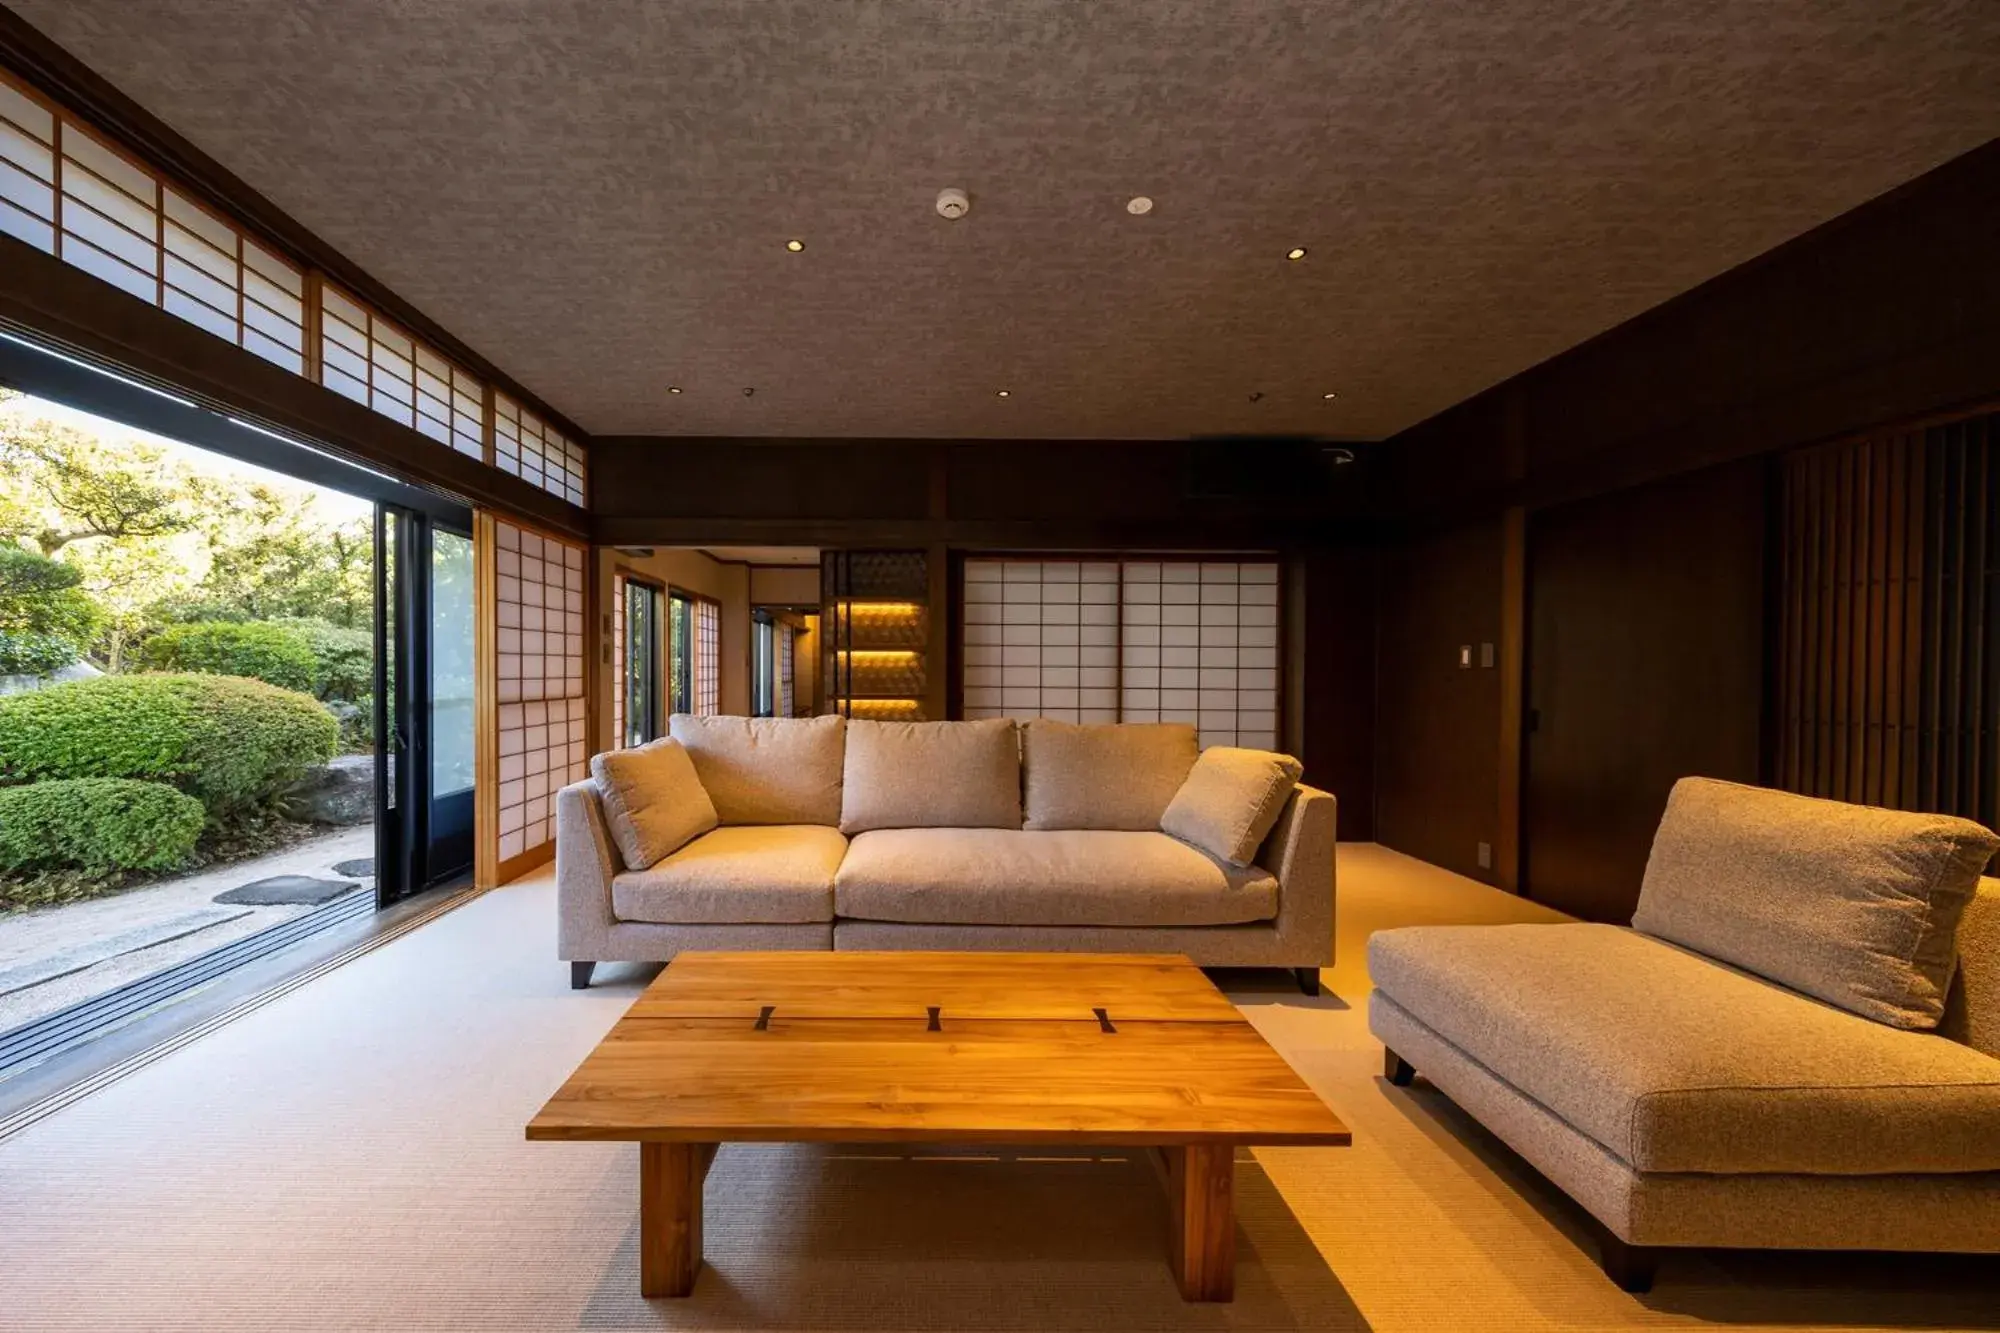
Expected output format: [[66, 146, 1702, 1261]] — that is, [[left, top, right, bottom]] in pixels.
[[332, 858, 376, 878], [213, 876, 360, 907]]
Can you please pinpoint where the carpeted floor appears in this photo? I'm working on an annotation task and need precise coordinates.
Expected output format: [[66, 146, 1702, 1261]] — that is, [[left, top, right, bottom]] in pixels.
[[1, 843, 1994, 1331]]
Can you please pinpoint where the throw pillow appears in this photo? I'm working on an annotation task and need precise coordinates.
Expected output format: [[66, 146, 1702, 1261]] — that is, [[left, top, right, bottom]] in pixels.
[[1160, 746, 1304, 867], [589, 737, 718, 870]]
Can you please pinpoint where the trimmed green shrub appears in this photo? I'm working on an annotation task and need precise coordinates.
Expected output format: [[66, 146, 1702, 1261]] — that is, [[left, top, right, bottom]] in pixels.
[[0, 778, 204, 873], [0, 673, 338, 812], [137, 621, 317, 694], [0, 548, 100, 676], [266, 617, 372, 702]]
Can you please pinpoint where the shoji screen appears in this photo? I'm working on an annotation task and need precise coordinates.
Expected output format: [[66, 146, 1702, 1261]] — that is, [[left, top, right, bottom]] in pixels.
[[609, 571, 628, 751], [1120, 561, 1279, 750], [695, 599, 721, 715], [779, 624, 797, 717], [488, 518, 587, 875], [961, 556, 1280, 747], [961, 559, 1121, 723]]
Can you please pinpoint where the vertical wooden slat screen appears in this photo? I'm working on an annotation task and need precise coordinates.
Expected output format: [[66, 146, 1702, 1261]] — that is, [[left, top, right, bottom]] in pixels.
[[1777, 411, 2000, 832]]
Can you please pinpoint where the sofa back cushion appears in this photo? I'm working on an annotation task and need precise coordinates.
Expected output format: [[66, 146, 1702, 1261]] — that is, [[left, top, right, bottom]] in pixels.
[[1022, 720, 1198, 831], [667, 714, 845, 826], [841, 719, 1021, 833], [1159, 746, 1304, 867], [589, 737, 718, 870], [1633, 777, 2000, 1030]]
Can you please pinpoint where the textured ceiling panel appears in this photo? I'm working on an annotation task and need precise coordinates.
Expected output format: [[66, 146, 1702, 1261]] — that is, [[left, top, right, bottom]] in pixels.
[[12, 1, 2000, 440]]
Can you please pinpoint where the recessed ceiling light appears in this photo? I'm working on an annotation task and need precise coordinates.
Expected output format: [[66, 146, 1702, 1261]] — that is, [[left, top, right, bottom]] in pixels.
[[1322, 391, 1338, 400], [1286, 247, 1307, 261], [1127, 196, 1153, 216], [996, 389, 1011, 398], [785, 239, 804, 252], [1248, 391, 1265, 403], [742, 387, 756, 397], [667, 386, 683, 394]]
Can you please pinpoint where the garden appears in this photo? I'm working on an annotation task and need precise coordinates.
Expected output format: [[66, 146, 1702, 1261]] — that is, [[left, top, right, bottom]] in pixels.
[[0, 389, 376, 912]]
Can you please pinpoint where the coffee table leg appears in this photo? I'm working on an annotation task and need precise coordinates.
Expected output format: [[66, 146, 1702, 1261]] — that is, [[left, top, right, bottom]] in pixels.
[[640, 1142, 713, 1297], [1164, 1143, 1236, 1302]]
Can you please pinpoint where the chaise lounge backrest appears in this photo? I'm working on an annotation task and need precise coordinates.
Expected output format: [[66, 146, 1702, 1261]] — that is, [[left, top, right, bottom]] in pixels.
[[1943, 877, 2000, 1058]]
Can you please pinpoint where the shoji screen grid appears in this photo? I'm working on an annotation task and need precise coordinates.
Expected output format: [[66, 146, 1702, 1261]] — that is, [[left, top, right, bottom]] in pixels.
[[1121, 561, 1279, 750], [494, 522, 587, 864], [0, 76, 308, 375], [610, 571, 628, 751], [495, 393, 587, 506], [779, 624, 796, 717], [696, 599, 721, 715], [963, 557, 1279, 749], [963, 560, 1122, 724]]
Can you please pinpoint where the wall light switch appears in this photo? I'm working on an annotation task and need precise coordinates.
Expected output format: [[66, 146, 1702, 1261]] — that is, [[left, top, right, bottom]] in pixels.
[[1479, 642, 1496, 669], [1477, 841, 1493, 870], [1458, 645, 1473, 669]]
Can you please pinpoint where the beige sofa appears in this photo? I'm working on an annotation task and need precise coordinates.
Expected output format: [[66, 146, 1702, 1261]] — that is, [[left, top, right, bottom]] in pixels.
[[557, 715, 1336, 991], [1369, 777, 2000, 1292]]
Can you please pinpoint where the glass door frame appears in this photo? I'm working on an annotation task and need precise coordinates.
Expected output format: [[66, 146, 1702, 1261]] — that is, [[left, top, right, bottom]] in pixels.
[[374, 505, 475, 905]]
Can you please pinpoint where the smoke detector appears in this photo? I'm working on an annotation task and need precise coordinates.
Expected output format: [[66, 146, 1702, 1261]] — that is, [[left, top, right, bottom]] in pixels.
[[935, 187, 970, 220]]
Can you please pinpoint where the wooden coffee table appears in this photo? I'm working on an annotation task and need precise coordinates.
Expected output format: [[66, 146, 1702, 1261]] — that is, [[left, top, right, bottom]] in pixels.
[[527, 951, 1349, 1301]]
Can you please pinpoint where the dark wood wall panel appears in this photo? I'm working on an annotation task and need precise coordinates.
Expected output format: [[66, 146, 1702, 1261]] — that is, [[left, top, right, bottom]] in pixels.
[[1374, 518, 1506, 880], [1777, 413, 2000, 830], [1522, 459, 1769, 922]]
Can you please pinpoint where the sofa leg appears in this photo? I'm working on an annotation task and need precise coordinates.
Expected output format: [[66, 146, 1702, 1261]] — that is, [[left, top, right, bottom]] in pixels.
[[570, 961, 597, 990], [1292, 967, 1320, 996], [1596, 1230, 1659, 1294], [1383, 1047, 1416, 1086]]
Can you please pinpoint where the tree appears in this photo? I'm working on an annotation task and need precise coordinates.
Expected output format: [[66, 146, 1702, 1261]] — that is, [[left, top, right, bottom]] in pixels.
[[161, 483, 371, 629], [0, 548, 101, 675], [0, 390, 196, 556]]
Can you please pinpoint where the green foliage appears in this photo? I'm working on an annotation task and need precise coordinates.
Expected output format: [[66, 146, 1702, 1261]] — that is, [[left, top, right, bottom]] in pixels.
[[266, 617, 373, 701], [0, 673, 337, 813], [137, 621, 318, 694], [0, 547, 101, 675], [162, 489, 372, 629], [0, 778, 204, 874], [0, 397, 195, 557]]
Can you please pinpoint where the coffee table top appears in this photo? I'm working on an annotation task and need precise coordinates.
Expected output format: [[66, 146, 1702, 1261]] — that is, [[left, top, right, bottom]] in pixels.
[[527, 952, 1351, 1147]]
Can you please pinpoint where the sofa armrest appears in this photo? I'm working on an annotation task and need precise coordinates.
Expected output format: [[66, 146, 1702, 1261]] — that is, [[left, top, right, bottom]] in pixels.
[[1258, 782, 1336, 966], [556, 779, 622, 960], [1943, 876, 2000, 1058]]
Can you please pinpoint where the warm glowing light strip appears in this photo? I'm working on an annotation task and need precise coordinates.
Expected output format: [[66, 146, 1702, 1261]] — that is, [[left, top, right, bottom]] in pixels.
[[837, 649, 921, 659], [837, 600, 923, 613]]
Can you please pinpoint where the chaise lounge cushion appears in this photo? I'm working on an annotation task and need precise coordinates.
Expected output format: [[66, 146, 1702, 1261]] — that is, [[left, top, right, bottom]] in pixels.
[[1633, 777, 2000, 1030], [1368, 922, 2000, 1176], [835, 828, 1278, 927], [1022, 720, 1198, 831], [669, 714, 845, 826], [612, 825, 846, 924], [840, 719, 1022, 833]]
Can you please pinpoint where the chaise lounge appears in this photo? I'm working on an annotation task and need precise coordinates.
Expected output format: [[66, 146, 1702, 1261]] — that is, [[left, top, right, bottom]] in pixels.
[[1369, 777, 2000, 1291]]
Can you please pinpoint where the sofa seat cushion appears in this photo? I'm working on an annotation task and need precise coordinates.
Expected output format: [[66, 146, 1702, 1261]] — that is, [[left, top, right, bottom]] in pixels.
[[612, 825, 846, 925], [1369, 922, 2000, 1176], [835, 828, 1277, 928]]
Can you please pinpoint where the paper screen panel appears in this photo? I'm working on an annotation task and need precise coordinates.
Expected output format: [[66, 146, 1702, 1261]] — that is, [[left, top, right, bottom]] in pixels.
[[610, 572, 628, 750], [0, 77, 56, 253], [493, 521, 587, 863], [1120, 561, 1278, 750], [494, 393, 587, 505], [696, 599, 721, 715], [961, 559, 1120, 723]]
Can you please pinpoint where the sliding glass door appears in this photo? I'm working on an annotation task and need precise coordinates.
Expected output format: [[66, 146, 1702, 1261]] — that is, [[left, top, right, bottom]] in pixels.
[[374, 505, 476, 904], [623, 578, 664, 746]]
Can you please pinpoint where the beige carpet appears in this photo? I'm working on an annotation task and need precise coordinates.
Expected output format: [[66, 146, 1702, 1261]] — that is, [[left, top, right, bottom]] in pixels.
[[1, 843, 1995, 1332]]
